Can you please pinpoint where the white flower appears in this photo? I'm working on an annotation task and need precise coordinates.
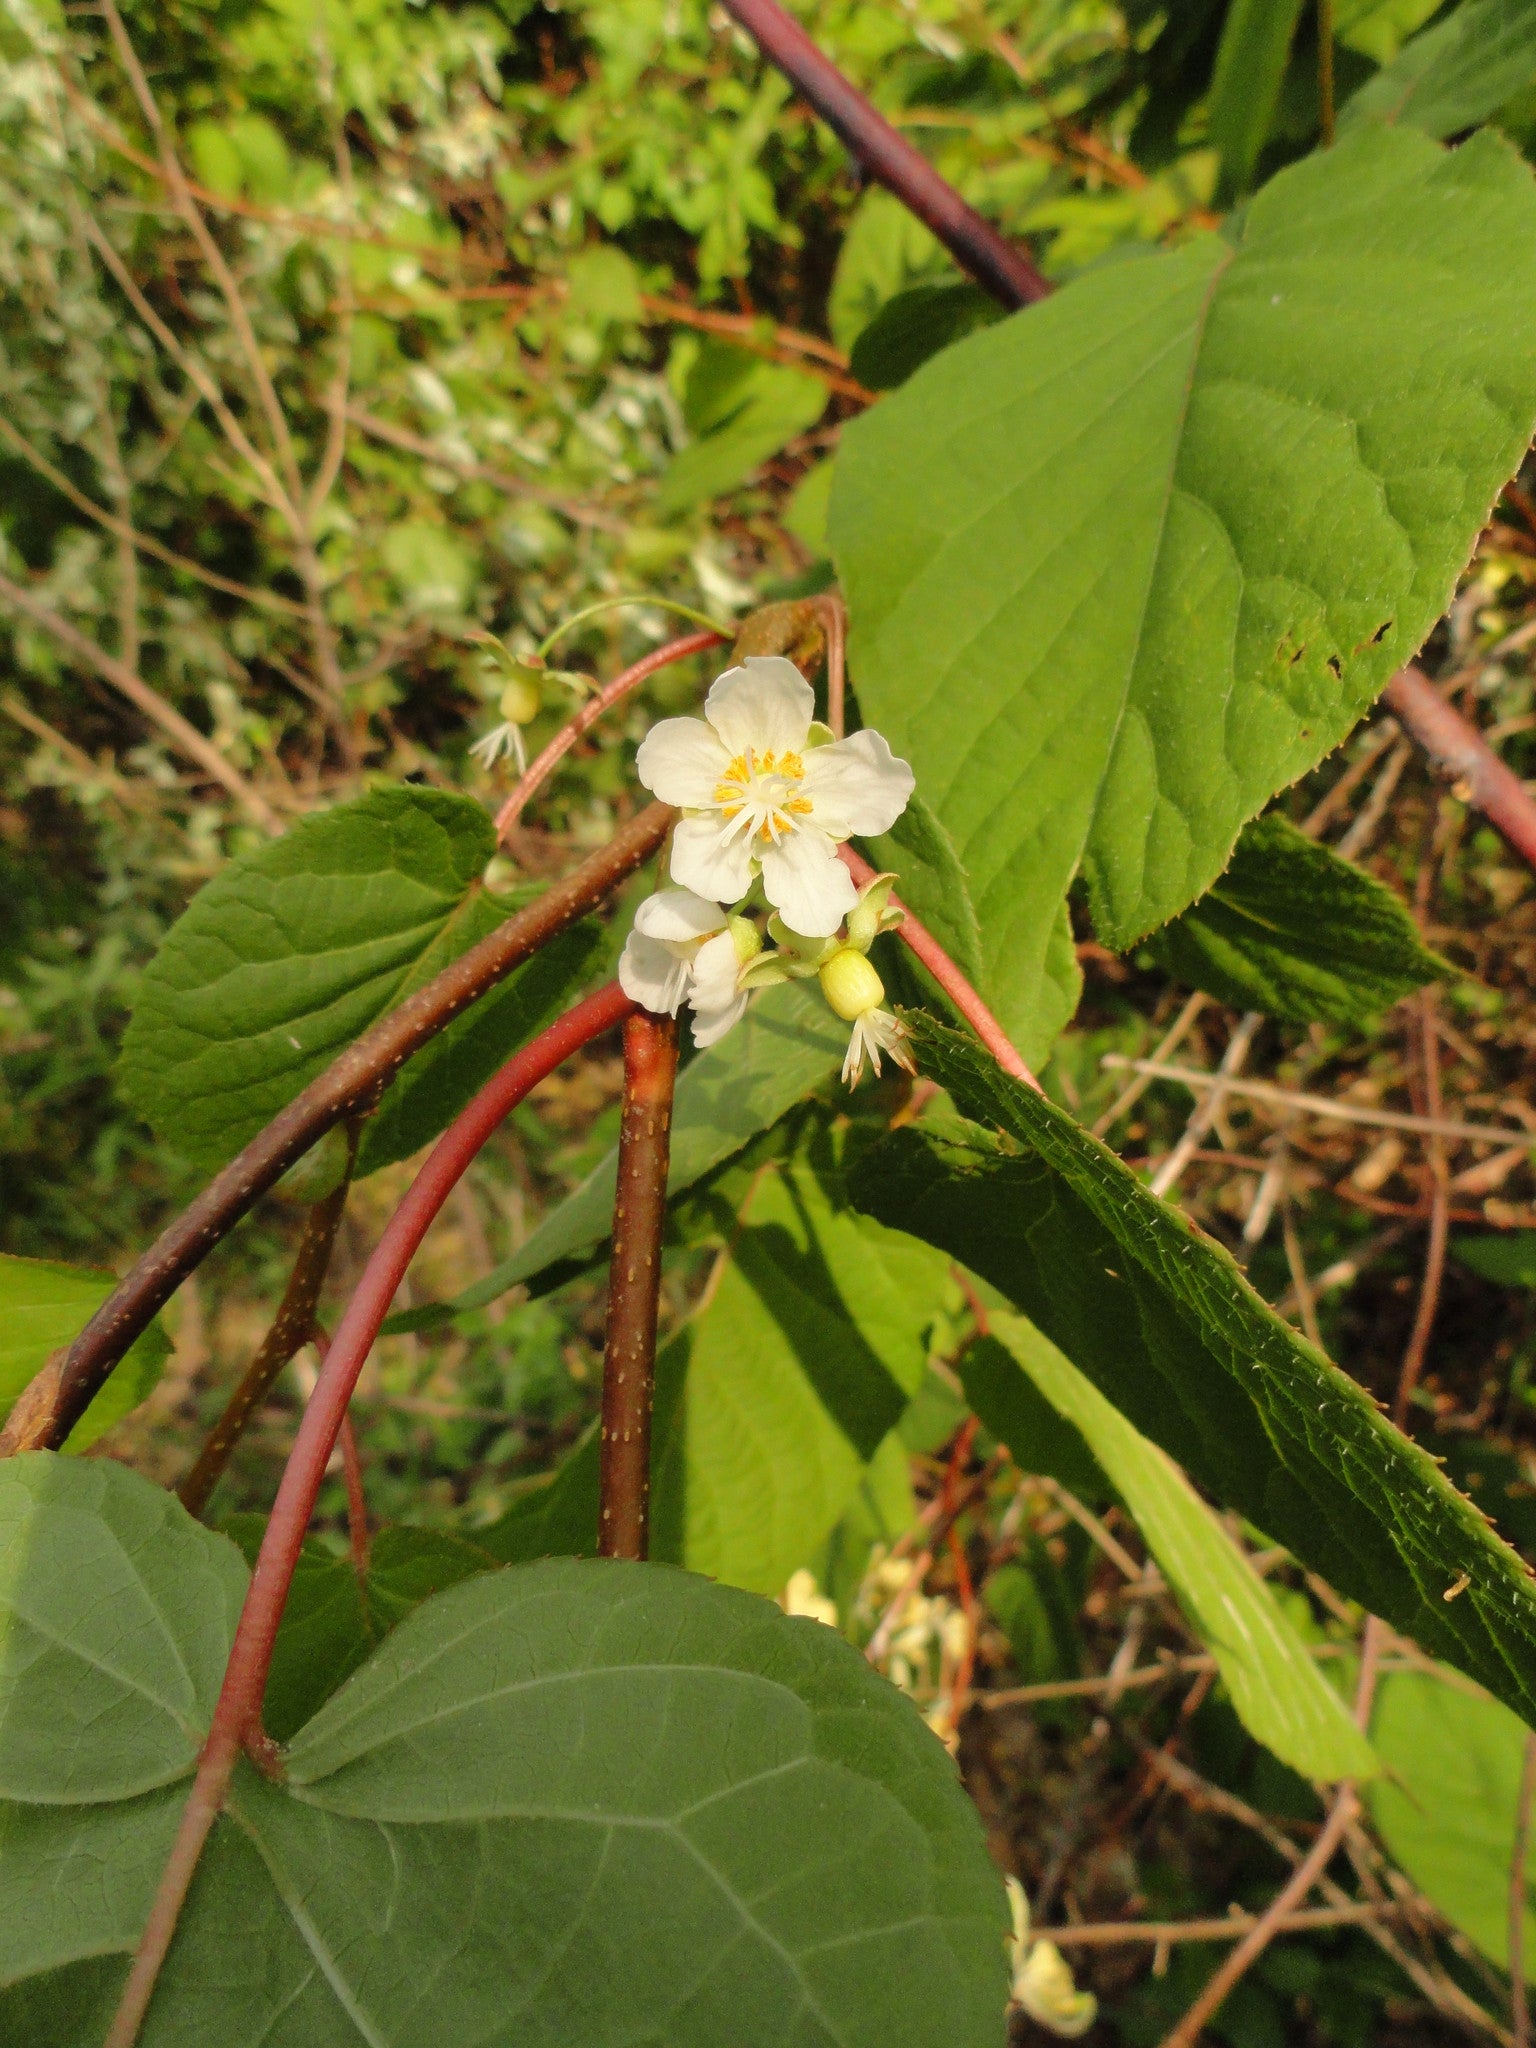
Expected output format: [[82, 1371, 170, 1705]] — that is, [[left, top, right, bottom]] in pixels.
[[635, 655, 914, 937], [468, 720, 528, 774], [617, 888, 753, 1050], [817, 947, 915, 1088], [1005, 1878, 1097, 2040]]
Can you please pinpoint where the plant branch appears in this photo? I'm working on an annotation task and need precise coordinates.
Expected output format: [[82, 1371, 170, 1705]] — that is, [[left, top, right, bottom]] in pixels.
[[720, 0, 1049, 310], [176, 1154, 355, 1518], [495, 628, 727, 838], [0, 565, 278, 829], [0, 805, 673, 1457], [597, 1010, 679, 1560], [839, 845, 1041, 1089], [1050, 1902, 1400, 1947], [1385, 666, 1536, 874], [1158, 1786, 1360, 2048], [103, 981, 634, 2048], [345, 405, 623, 530]]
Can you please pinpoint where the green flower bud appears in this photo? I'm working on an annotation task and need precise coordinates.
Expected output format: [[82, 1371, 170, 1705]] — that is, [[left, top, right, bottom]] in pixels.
[[846, 872, 899, 955], [274, 1123, 352, 1206], [499, 673, 542, 726], [727, 915, 762, 966], [818, 947, 885, 1022]]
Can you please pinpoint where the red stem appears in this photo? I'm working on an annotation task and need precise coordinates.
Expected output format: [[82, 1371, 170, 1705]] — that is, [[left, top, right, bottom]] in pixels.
[[105, 981, 634, 2048], [1384, 664, 1536, 873], [495, 629, 726, 839], [720, 0, 1049, 311], [840, 845, 1041, 1091], [598, 1010, 680, 1561]]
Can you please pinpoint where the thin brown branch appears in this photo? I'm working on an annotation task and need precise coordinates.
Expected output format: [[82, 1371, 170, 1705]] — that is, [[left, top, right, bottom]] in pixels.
[[176, 1163, 353, 1518], [1386, 665, 1536, 875], [1051, 1902, 1399, 1948], [305, 33, 355, 523], [1395, 992, 1450, 1429], [0, 803, 675, 1455], [597, 1010, 679, 1561], [0, 565, 279, 829], [1149, 1012, 1262, 1199], [345, 406, 623, 530], [639, 292, 871, 400], [0, 414, 307, 618]]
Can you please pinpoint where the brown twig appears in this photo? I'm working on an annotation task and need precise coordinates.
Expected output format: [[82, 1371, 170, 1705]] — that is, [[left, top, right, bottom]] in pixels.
[[0, 565, 279, 829], [719, 0, 1050, 311], [1052, 1902, 1400, 1948], [345, 405, 622, 530], [1396, 992, 1450, 1429], [597, 1010, 680, 1560], [176, 1160, 354, 1518], [0, 805, 673, 1457], [640, 292, 872, 400], [1386, 666, 1536, 875], [820, 591, 847, 738]]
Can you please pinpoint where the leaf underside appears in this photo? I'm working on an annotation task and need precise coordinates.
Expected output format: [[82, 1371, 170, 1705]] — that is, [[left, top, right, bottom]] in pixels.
[[0, 1455, 1007, 2047], [850, 1019, 1536, 1730], [831, 126, 1536, 1050]]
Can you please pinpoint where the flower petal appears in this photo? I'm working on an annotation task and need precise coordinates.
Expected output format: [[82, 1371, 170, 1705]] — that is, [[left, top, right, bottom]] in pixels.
[[687, 930, 749, 1048], [668, 814, 757, 905], [759, 827, 857, 937], [633, 887, 726, 946], [799, 728, 915, 838], [618, 930, 692, 1016], [635, 716, 729, 807], [704, 656, 814, 760]]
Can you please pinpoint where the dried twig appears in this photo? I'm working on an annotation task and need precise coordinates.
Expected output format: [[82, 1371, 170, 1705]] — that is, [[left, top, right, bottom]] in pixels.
[[1149, 1012, 1262, 1198]]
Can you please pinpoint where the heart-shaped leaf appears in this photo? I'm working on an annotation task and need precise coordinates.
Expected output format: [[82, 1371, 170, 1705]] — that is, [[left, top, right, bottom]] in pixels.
[[0, 1454, 1008, 2046]]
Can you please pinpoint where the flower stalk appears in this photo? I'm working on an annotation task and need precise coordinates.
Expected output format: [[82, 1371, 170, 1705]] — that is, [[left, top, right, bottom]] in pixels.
[[598, 1009, 681, 1562]]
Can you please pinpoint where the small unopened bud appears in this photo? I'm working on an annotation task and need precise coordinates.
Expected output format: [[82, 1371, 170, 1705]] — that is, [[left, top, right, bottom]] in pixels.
[[846, 872, 899, 955], [499, 673, 542, 725], [727, 915, 761, 966], [819, 948, 885, 1022], [274, 1123, 351, 1206]]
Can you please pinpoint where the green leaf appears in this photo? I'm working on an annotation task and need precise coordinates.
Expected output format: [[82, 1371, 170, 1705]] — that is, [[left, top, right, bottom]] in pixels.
[[658, 342, 827, 513], [783, 456, 836, 553], [960, 1334, 1112, 1505], [355, 917, 601, 1176], [0, 1254, 170, 1452], [0, 1456, 1007, 2045], [118, 785, 587, 1179], [848, 281, 1003, 391], [982, 1312, 1377, 1780], [830, 128, 1536, 1052], [827, 188, 949, 353], [1341, 0, 1536, 138], [0, 1454, 246, 1802], [1150, 811, 1452, 1022], [565, 243, 642, 325], [849, 1017, 1536, 1730], [1367, 1664, 1536, 1976], [1206, 0, 1307, 198], [425, 978, 847, 1318], [1454, 1231, 1536, 1285], [487, 1141, 948, 1597], [1335, 0, 1442, 65]]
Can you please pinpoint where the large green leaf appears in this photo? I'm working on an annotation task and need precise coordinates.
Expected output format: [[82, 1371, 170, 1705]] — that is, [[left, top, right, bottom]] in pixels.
[[979, 1312, 1376, 1780], [0, 1254, 171, 1452], [0, 1454, 1007, 2045], [1151, 811, 1451, 1022], [118, 785, 594, 1177], [1341, 0, 1536, 137], [849, 1017, 1536, 1729], [486, 1143, 947, 1596], [831, 128, 1536, 1047], [418, 978, 847, 1320], [1367, 1663, 1536, 1977]]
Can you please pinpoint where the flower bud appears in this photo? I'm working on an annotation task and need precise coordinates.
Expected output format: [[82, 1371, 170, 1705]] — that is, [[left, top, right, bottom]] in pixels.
[[846, 872, 899, 955], [274, 1123, 351, 1206], [818, 947, 885, 1022], [727, 915, 762, 966], [499, 673, 542, 726]]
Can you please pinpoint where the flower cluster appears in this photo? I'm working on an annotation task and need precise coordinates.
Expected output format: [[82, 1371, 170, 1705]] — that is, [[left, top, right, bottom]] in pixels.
[[619, 656, 918, 1084]]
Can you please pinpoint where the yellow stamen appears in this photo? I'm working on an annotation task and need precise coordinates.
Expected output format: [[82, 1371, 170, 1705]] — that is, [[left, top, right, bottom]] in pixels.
[[778, 751, 804, 779], [783, 795, 813, 815]]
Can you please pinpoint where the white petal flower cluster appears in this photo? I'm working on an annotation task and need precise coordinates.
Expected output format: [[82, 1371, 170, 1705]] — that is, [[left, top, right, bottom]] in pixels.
[[617, 655, 918, 1080]]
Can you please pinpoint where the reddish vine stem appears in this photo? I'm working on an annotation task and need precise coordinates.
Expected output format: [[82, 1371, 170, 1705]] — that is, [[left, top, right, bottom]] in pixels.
[[177, 1148, 355, 1518], [104, 981, 635, 2048], [839, 845, 1041, 1091], [495, 629, 726, 840], [1, 802, 672, 1458], [720, 0, 1050, 310], [598, 1010, 680, 1561], [1384, 665, 1536, 873]]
